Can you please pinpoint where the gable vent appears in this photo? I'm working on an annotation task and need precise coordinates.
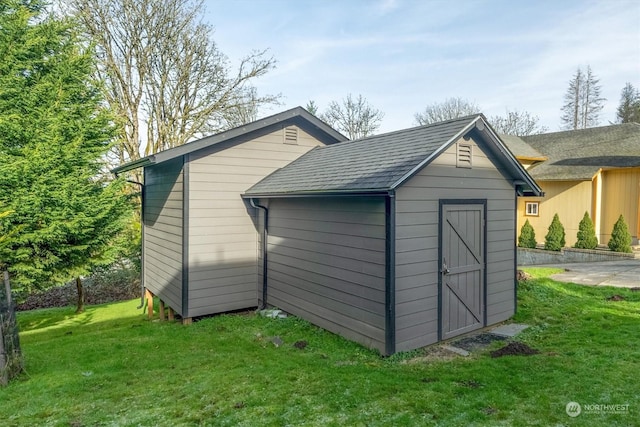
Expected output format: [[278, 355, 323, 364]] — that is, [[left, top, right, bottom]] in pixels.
[[456, 142, 472, 168], [283, 126, 298, 145]]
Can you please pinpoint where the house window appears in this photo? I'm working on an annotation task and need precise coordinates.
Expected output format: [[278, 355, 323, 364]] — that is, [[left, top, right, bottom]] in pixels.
[[525, 202, 539, 216]]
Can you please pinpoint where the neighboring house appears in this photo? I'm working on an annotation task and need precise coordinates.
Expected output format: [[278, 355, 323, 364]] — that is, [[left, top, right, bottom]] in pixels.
[[504, 124, 640, 246], [243, 114, 541, 355], [112, 107, 346, 321]]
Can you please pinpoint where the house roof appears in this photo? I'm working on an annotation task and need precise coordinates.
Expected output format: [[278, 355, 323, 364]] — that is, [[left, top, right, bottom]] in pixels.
[[499, 134, 547, 162], [244, 114, 542, 197], [522, 123, 640, 181], [111, 107, 347, 174]]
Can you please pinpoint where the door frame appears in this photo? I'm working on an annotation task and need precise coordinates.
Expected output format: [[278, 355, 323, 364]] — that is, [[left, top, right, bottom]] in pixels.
[[437, 199, 488, 341]]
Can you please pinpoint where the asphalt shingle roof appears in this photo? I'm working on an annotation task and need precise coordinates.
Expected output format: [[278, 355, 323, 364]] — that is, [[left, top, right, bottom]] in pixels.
[[245, 115, 481, 195], [499, 134, 546, 160], [522, 123, 640, 180]]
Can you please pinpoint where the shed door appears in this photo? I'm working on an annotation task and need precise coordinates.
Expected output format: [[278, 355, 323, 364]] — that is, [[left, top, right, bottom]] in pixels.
[[440, 203, 485, 340]]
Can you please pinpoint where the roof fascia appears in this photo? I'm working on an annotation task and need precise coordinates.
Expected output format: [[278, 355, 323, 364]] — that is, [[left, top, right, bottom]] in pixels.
[[111, 156, 156, 175], [241, 189, 390, 199], [517, 155, 548, 162]]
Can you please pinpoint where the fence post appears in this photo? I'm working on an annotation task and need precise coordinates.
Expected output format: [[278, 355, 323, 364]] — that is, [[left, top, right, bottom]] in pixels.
[[0, 270, 22, 386]]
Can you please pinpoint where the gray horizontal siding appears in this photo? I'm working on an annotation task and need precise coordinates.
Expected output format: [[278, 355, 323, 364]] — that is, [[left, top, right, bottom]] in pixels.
[[265, 197, 387, 353], [186, 126, 327, 317], [394, 137, 517, 352], [143, 158, 184, 314]]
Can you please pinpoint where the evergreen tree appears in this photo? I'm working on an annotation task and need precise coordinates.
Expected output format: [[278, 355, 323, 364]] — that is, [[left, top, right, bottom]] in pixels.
[[608, 215, 632, 253], [561, 66, 605, 130], [574, 212, 598, 249], [616, 83, 640, 124], [544, 214, 566, 251], [0, 0, 131, 311], [306, 100, 319, 116], [518, 219, 537, 248]]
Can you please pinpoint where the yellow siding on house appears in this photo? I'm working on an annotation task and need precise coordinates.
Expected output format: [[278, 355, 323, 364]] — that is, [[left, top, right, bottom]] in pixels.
[[517, 181, 592, 247], [600, 168, 640, 243]]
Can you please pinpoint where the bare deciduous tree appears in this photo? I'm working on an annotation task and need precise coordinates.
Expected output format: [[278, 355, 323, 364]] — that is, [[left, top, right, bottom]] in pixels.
[[561, 65, 605, 130], [319, 94, 384, 140], [489, 109, 548, 136], [66, 0, 277, 166], [414, 97, 480, 125]]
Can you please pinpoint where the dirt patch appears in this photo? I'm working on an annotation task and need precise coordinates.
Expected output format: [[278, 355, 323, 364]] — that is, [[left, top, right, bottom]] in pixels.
[[451, 333, 507, 352], [606, 295, 626, 301], [516, 270, 532, 281], [490, 342, 540, 358], [293, 340, 308, 350]]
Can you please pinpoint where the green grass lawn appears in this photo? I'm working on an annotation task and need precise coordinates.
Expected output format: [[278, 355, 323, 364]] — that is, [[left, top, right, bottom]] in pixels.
[[1, 268, 639, 426]]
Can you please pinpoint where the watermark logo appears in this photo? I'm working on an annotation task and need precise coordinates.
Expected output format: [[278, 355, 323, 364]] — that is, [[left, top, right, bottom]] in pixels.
[[566, 402, 581, 417], [566, 401, 630, 417]]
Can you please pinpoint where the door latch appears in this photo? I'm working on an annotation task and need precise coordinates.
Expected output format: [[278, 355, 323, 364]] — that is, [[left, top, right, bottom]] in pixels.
[[442, 258, 450, 275]]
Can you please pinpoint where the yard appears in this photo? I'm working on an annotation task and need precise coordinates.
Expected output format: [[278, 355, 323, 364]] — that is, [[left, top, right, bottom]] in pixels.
[[1, 268, 638, 426]]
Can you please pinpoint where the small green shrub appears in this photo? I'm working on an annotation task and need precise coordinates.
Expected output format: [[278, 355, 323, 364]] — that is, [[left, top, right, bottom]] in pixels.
[[574, 211, 598, 249], [608, 215, 632, 253], [518, 219, 537, 248], [544, 213, 565, 251]]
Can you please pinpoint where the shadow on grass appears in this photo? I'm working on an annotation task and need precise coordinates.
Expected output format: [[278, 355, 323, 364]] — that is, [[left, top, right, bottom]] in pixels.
[[18, 299, 143, 336]]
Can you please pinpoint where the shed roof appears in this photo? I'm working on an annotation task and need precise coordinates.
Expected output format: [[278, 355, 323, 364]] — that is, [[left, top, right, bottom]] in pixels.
[[244, 115, 542, 197], [522, 123, 640, 181], [111, 107, 347, 174]]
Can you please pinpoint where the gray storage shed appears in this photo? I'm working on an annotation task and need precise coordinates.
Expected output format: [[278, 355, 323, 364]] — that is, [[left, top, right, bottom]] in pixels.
[[243, 114, 542, 355], [112, 108, 346, 321]]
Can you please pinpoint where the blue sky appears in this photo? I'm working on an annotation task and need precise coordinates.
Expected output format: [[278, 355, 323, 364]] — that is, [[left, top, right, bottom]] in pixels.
[[204, 0, 640, 133]]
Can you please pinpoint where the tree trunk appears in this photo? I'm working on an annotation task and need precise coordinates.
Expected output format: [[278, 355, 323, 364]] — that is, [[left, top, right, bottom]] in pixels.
[[0, 313, 6, 386], [0, 271, 22, 386], [75, 276, 85, 314]]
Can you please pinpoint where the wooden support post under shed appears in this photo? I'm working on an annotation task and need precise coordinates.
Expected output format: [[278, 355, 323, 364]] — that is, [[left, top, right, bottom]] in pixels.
[[145, 289, 153, 319], [182, 317, 192, 325], [159, 300, 165, 321], [168, 308, 175, 321]]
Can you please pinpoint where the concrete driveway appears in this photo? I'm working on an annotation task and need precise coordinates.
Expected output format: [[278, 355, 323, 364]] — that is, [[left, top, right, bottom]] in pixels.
[[532, 260, 640, 288]]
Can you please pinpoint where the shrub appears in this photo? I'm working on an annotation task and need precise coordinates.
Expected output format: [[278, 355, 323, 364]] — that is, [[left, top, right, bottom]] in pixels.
[[544, 213, 565, 251], [574, 211, 598, 249], [518, 219, 537, 248], [608, 215, 632, 253]]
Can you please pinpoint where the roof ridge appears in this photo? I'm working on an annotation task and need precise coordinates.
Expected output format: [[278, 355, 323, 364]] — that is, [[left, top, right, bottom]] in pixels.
[[313, 114, 481, 151], [523, 122, 640, 140]]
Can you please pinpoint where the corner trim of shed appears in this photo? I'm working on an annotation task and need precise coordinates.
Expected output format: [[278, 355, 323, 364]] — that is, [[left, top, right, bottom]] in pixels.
[[181, 156, 190, 318], [385, 191, 396, 356]]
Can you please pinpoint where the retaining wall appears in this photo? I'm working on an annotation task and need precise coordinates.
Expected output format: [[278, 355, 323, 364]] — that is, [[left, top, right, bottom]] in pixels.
[[517, 247, 636, 266]]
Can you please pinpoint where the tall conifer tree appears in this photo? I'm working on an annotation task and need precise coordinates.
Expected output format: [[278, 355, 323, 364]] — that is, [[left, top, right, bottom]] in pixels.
[[0, 0, 130, 311]]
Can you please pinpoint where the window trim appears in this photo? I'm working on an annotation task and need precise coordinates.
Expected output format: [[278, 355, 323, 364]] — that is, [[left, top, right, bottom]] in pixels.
[[525, 202, 539, 217]]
